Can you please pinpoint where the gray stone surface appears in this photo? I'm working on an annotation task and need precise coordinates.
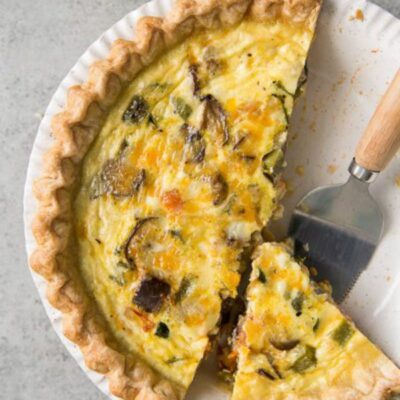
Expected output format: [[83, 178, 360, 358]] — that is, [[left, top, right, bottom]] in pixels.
[[0, 0, 398, 399]]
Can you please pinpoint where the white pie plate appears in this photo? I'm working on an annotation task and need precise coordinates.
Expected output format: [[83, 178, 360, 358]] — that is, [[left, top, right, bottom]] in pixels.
[[23, 0, 400, 398]]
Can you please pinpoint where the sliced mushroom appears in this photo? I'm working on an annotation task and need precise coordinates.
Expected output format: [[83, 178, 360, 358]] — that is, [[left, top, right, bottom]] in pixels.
[[89, 158, 146, 200], [189, 63, 201, 97], [217, 296, 246, 360], [200, 94, 229, 145], [181, 123, 206, 163], [270, 339, 300, 351], [203, 46, 225, 77], [210, 173, 229, 206], [133, 276, 171, 313], [119, 139, 129, 154], [241, 155, 256, 163], [132, 169, 146, 193], [266, 352, 283, 379], [124, 217, 159, 268], [232, 134, 247, 151], [206, 59, 223, 76], [257, 368, 275, 380]]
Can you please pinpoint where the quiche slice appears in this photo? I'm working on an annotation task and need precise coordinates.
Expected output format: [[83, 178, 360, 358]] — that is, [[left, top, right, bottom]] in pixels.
[[232, 243, 400, 400], [30, 0, 322, 399]]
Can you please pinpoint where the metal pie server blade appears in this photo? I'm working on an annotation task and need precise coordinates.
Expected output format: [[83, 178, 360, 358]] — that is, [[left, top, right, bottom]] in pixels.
[[289, 69, 400, 302], [289, 168, 383, 302]]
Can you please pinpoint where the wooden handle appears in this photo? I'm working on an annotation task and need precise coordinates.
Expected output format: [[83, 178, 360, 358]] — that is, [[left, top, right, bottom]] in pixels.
[[355, 69, 400, 172]]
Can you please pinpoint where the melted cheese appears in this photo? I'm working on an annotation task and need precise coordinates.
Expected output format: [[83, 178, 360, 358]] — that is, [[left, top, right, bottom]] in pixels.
[[74, 18, 314, 389], [232, 243, 398, 399]]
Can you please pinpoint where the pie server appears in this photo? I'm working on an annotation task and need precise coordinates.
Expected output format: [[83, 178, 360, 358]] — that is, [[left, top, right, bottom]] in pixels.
[[289, 69, 400, 303]]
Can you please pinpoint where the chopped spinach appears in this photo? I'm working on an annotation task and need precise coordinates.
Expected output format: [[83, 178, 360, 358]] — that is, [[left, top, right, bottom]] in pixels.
[[169, 230, 184, 243], [123, 95, 149, 124], [272, 93, 289, 125], [147, 113, 159, 127], [273, 80, 294, 96], [291, 293, 304, 317], [332, 320, 354, 346], [116, 261, 131, 270], [222, 194, 237, 215], [166, 356, 183, 364], [313, 318, 320, 333], [262, 148, 284, 181], [258, 268, 267, 283], [295, 64, 308, 98], [155, 322, 170, 338], [109, 275, 125, 287], [174, 278, 191, 304], [172, 97, 192, 120], [292, 345, 317, 373]]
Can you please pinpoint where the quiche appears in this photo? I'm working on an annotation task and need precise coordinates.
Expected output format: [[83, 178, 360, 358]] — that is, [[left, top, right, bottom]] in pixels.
[[30, 0, 323, 399], [232, 243, 400, 400]]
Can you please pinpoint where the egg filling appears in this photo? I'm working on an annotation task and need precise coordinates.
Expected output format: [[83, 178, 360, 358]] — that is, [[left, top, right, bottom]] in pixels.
[[74, 18, 315, 389]]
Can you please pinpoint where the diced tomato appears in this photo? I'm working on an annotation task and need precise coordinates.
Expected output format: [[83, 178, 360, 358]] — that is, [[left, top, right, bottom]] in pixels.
[[161, 189, 183, 212], [125, 307, 155, 332]]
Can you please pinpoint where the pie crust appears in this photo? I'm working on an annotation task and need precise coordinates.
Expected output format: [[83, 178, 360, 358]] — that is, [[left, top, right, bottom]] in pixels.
[[30, 1, 322, 399]]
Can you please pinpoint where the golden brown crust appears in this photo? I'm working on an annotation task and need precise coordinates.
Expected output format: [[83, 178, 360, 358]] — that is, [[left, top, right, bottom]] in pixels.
[[30, 0, 322, 399]]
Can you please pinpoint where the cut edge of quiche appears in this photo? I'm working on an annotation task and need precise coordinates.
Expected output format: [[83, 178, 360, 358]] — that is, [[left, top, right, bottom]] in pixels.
[[231, 242, 400, 400], [30, 1, 322, 399]]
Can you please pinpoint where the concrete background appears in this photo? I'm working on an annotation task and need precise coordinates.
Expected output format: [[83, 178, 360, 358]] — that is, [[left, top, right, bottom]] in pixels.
[[0, 0, 399, 399]]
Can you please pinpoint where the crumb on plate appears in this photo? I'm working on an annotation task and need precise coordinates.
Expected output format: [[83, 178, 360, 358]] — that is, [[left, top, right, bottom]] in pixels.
[[350, 9, 364, 22], [295, 165, 305, 177], [327, 164, 337, 174]]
